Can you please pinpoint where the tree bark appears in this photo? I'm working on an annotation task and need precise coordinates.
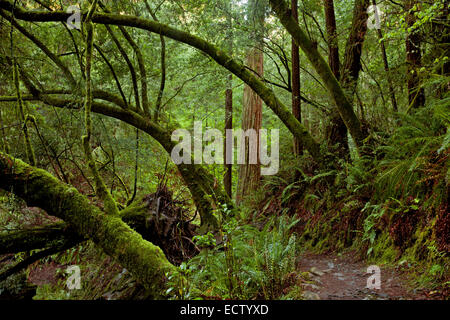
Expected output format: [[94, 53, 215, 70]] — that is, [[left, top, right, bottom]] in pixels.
[[323, 0, 350, 158], [237, 0, 265, 204], [324, 0, 340, 79], [341, 0, 370, 94]]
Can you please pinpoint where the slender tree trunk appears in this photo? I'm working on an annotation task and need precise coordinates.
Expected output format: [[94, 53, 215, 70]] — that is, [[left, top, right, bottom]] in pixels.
[[323, 0, 369, 158], [341, 0, 370, 94], [324, 0, 340, 79], [236, 48, 263, 204], [371, 0, 397, 112], [224, 73, 233, 198], [236, 0, 264, 204], [0, 86, 9, 154], [372, 0, 398, 112], [405, 0, 425, 109], [270, 0, 367, 152], [291, 0, 302, 155], [224, 4, 233, 198]]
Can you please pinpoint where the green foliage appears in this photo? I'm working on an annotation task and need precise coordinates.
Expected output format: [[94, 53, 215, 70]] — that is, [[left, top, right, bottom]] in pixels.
[[185, 214, 299, 299], [192, 232, 216, 248], [373, 105, 447, 201], [251, 214, 298, 299], [0, 0, 449, 300], [361, 202, 385, 256]]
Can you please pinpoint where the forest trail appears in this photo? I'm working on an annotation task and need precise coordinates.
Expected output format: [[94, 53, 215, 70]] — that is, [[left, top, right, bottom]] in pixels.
[[297, 251, 427, 300]]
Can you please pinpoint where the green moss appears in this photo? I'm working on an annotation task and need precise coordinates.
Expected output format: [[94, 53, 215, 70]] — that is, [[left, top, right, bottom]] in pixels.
[[403, 216, 437, 263], [369, 232, 397, 264], [281, 284, 304, 300]]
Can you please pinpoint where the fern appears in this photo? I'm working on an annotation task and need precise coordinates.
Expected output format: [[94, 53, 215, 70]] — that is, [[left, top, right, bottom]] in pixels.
[[373, 105, 447, 201], [186, 215, 299, 299]]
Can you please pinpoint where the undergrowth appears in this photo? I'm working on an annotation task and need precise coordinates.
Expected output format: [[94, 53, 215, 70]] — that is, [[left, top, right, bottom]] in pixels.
[[172, 211, 301, 300]]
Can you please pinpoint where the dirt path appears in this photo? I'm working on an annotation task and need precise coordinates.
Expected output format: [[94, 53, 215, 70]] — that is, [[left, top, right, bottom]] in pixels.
[[297, 251, 428, 300]]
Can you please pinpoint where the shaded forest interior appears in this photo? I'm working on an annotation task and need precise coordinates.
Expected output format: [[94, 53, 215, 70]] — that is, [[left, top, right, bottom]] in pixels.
[[0, 0, 448, 300]]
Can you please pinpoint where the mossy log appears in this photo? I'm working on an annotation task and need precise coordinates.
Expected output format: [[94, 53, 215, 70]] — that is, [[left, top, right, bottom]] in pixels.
[[0, 152, 179, 297], [1, 191, 198, 265]]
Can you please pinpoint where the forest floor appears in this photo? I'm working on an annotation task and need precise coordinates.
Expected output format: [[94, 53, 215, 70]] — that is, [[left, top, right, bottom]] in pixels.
[[296, 251, 438, 300]]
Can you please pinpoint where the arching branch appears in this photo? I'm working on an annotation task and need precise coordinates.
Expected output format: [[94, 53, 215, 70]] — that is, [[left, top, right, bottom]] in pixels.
[[0, 0, 322, 160]]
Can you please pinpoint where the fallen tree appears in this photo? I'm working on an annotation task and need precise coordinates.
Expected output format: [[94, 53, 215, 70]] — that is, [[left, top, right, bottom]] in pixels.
[[0, 151, 181, 297], [0, 187, 198, 264]]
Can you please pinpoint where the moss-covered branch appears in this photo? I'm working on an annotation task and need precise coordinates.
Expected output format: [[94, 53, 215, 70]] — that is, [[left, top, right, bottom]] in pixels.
[[0, 223, 80, 254], [0, 9, 77, 89], [144, 0, 166, 121], [93, 44, 129, 109], [98, 0, 150, 115], [0, 240, 77, 282], [0, 0, 322, 160], [104, 24, 141, 112]]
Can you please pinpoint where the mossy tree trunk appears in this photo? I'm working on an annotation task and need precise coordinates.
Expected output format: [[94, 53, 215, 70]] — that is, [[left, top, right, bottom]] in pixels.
[[323, 0, 348, 159], [323, 0, 370, 158], [0, 152, 178, 297]]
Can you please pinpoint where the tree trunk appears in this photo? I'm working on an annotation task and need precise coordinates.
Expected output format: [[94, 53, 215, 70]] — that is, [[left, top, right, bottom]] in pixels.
[[324, 0, 340, 79], [291, 0, 302, 155], [270, 0, 367, 153], [236, 0, 264, 204], [237, 48, 263, 204], [334, 0, 369, 156], [323, 0, 350, 158], [405, 0, 425, 109], [224, 74, 233, 198], [372, 0, 398, 112], [341, 0, 370, 94]]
